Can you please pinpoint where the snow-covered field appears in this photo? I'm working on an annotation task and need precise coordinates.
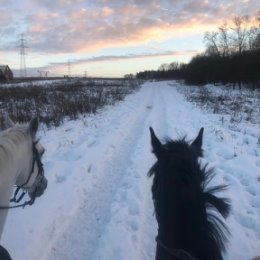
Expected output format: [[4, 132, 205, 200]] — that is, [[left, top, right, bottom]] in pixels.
[[2, 81, 260, 260]]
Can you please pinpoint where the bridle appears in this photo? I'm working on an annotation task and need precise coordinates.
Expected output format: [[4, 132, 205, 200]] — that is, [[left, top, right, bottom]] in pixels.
[[156, 237, 199, 260], [0, 141, 46, 210]]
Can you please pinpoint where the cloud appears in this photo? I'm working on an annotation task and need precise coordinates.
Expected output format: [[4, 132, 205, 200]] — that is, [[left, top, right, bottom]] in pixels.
[[2, 0, 259, 55], [101, 6, 114, 17], [46, 50, 198, 68], [0, 12, 12, 26], [25, 0, 85, 9], [25, 5, 213, 54]]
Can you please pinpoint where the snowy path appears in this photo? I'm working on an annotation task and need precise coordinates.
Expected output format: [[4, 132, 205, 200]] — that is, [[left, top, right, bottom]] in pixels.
[[42, 82, 160, 260], [2, 81, 260, 260]]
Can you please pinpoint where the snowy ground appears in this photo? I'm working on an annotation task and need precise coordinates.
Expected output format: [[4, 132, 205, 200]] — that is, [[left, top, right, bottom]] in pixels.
[[2, 81, 260, 260]]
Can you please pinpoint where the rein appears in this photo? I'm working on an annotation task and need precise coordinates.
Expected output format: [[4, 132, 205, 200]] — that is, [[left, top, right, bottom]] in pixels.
[[0, 141, 44, 210], [0, 197, 35, 209], [156, 237, 199, 260]]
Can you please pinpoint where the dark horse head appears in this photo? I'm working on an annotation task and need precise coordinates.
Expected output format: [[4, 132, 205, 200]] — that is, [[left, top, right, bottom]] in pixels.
[[148, 127, 231, 260]]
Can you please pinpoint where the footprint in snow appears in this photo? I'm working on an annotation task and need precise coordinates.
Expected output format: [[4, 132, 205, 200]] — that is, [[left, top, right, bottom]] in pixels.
[[240, 178, 250, 187], [64, 152, 82, 161], [245, 185, 256, 196], [250, 196, 260, 209], [234, 211, 260, 234], [55, 174, 67, 184], [128, 220, 139, 231], [87, 163, 92, 173], [128, 200, 140, 216], [87, 139, 96, 147]]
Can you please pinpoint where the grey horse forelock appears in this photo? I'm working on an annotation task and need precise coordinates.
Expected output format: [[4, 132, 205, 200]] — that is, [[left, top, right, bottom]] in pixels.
[[0, 126, 31, 163]]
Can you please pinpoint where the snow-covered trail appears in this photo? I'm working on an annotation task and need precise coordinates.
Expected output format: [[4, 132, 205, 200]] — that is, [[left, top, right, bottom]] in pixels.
[[42, 82, 162, 260], [2, 81, 260, 260]]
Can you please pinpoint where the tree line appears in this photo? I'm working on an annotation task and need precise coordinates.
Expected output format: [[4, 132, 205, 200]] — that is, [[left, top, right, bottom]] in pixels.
[[136, 14, 260, 89]]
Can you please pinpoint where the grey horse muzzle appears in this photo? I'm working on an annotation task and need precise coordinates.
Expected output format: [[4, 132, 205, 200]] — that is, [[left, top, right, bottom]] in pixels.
[[28, 176, 48, 199]]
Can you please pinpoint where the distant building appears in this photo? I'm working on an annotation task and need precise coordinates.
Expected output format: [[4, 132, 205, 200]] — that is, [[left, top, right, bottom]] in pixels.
[[0, 65, 13, 81]]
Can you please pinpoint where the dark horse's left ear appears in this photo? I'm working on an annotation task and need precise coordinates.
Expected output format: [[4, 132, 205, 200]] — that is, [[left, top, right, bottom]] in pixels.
[[29, 117, 39, 139], [150, 127, 163, 159], [191, 127, 204, 152]]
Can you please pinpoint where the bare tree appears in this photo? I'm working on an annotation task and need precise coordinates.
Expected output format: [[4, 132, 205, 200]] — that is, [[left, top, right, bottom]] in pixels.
[[204, 31, 220, 56], [231, 16, 249, 53], [204, 15, 260, 55], [158, 63, 169, 71], [253, 32, 260, 49], [168, 62, 179, 70], [249, 13, 260, 50], [218, 23, 230, 56]]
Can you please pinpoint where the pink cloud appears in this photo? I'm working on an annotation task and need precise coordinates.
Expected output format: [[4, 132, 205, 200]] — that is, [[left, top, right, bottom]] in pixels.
[[101, 6, 114, 17], [21, 1, 259, 54]]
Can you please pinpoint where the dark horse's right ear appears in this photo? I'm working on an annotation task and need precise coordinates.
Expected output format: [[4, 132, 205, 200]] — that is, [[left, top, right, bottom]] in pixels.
[[191, 127, 204, 156], [149, 127, 163, 158]]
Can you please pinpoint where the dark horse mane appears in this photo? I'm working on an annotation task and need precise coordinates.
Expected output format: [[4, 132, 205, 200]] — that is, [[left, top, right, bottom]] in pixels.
[[148, 127, 231, 260]]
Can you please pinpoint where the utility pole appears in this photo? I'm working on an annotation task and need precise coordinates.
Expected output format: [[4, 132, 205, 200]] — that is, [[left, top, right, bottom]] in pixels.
[[18, 34, 28, 78], [84, 70, 88, 78]]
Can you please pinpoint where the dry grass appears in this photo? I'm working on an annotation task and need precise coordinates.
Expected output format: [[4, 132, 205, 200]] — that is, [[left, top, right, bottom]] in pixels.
[[0, 78, 141, 128]]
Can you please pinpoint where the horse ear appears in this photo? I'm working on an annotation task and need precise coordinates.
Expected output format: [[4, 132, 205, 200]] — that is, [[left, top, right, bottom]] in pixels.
[[29, 117, 39, 138], [2, 114, 15, 130], [149, 127, 163, 158], [191, 127, 204, 151]]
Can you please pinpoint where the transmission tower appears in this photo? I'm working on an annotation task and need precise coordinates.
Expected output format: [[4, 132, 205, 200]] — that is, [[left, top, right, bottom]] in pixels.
[[38, 70, 50, 78], [18, 34, 28, 78]]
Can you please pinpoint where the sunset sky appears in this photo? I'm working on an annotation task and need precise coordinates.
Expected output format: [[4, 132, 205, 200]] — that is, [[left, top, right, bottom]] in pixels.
[[0, 0, 259, 77]]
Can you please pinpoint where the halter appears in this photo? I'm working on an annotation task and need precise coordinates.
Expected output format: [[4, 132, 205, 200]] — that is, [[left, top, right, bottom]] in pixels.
[[20, 140, 44, 188], [156, 237, 199, 260], [0, 141, 45, 210]]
